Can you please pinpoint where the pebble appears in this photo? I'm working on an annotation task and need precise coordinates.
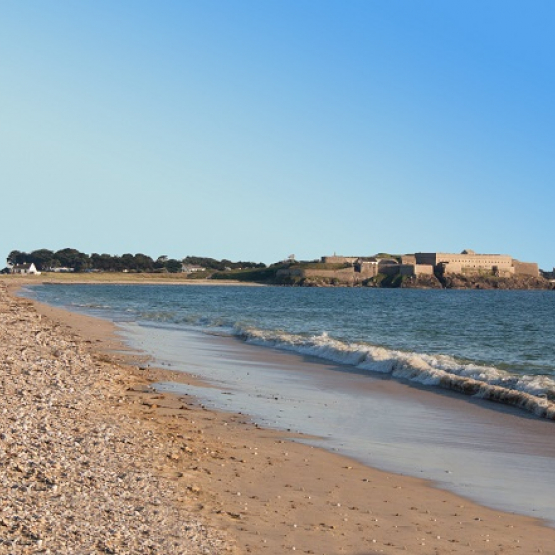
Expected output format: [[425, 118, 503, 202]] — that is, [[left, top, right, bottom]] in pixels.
[[0, 285, 227, 554]]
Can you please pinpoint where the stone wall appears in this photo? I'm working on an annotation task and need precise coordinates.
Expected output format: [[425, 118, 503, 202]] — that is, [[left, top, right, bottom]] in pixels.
[[512, 260, 540, 277], [320, 256, 359, 264], [415, 252, 514, 275], [355, 261, 379, 277], [303, 268, 359, 283], [277, 267, 356, 284], [382, 264, 434, 277], [379, 264, 402, 276], [414, 264, 434, 276]]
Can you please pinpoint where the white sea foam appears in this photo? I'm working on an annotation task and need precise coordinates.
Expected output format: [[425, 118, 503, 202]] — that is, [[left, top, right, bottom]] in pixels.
[[234, 325, 555, 420]]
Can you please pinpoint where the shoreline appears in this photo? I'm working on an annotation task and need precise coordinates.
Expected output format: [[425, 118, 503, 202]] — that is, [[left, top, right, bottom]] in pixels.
[[123, 319, 555, 523], [3, 274, 265, 287], [4, 272, 554, 290], [6, 279, 555, 553]]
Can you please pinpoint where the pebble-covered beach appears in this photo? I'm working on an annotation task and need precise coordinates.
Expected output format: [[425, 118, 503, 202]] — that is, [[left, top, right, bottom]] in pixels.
[[4, 277, 555, 555], [0, 283, 226, 554]]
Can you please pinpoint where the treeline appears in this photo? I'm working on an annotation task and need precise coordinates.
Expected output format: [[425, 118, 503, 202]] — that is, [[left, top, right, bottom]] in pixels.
[[6, 249, 266, 274], [182, 256, 265, 271]]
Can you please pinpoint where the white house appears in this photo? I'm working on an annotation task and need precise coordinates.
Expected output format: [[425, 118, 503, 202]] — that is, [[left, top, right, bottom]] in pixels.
[[11, 263, 41, 275], [182, 264, 206, 273], [48, 267, 75, 273]]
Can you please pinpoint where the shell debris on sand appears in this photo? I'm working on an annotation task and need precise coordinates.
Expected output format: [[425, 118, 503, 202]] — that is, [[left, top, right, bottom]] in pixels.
[[0, 283, 228, 554]]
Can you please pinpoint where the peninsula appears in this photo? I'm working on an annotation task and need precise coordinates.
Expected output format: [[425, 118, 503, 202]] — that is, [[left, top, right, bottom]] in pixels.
[[4, 247, 554, 289]]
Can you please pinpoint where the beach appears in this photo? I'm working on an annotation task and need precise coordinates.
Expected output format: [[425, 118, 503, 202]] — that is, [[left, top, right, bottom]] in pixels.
[[3, 277, 555, 554]]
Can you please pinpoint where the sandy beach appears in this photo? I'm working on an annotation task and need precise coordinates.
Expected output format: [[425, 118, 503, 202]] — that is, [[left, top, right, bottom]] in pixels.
[[8, 272, 264, 286], [3, 276, 555, 554]]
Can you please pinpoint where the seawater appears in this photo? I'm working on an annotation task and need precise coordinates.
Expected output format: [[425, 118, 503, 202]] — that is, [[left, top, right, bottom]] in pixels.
[[26, 284, 555, 418], [23, 284, 555, 524]]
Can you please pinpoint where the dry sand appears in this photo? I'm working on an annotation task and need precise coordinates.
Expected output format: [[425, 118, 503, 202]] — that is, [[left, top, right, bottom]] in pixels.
[[1, 273, 263, 286], [3, 276, 555, 554]]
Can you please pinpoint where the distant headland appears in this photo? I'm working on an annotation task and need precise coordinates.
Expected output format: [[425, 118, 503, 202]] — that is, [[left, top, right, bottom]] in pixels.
[[3, 247, 555, 289]]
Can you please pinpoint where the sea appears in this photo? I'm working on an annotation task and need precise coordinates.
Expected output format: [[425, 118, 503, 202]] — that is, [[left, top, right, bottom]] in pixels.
[[23, 283, 555, 524]]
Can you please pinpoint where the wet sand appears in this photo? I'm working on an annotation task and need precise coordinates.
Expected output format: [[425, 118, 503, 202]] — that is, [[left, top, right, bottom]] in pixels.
[[134, 324, 555, 523], [7, 278, 555, 554]]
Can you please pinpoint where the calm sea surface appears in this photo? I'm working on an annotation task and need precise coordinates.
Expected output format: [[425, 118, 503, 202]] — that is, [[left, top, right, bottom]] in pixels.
[[24, 284, 555, 523]]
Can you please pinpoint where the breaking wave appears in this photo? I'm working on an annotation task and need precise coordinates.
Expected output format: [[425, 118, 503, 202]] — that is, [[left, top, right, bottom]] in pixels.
[[234, 325, 555, 420]]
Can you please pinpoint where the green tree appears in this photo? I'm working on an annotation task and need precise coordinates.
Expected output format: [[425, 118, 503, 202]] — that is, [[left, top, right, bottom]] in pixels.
[[29, 249, 55, 271], [7, 250, 26, 266], [54, 248, 90, 272], [133, 253, 154, 272], [165, 259, 182, 273]]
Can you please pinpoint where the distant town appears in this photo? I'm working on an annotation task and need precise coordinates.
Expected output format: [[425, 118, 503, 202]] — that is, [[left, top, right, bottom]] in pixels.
[[3, 247, 555, 289]]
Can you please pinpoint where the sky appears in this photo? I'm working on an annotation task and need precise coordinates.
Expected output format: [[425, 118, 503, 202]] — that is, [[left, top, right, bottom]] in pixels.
[[1, 1, 554, 267]]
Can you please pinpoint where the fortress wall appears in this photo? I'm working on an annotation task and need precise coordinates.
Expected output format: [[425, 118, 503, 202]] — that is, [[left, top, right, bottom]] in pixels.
[[414, 264, 434, 276], [367, 264, 433, 277], [414, 253, 438, 265], [321, 256, 358, 264], [512, 261, 540, 277], [415, 253, 514, 273], [379, 265, 401, 276], [398, 265, 416, 276], [357, 262, 379, 277], [276, 268, 305, 278], [303, 268, 357, 280], [275, 268, 359, 284]]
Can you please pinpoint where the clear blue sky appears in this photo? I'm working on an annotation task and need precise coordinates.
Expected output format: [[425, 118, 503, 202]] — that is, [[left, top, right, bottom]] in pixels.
[[1, 1, 554, 267]]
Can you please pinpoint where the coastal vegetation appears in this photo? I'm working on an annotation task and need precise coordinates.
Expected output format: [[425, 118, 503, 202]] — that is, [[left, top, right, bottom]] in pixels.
[[5, 249, 266, 274], [212, 266, 282, 282]]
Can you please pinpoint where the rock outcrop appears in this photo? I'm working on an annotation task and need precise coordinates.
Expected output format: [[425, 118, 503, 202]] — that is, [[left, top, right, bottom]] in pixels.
[[438, 274, 554, 290]]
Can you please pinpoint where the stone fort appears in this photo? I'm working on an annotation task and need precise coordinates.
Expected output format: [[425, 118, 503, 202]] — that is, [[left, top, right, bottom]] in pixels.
[[319, 249, 539, 279]]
